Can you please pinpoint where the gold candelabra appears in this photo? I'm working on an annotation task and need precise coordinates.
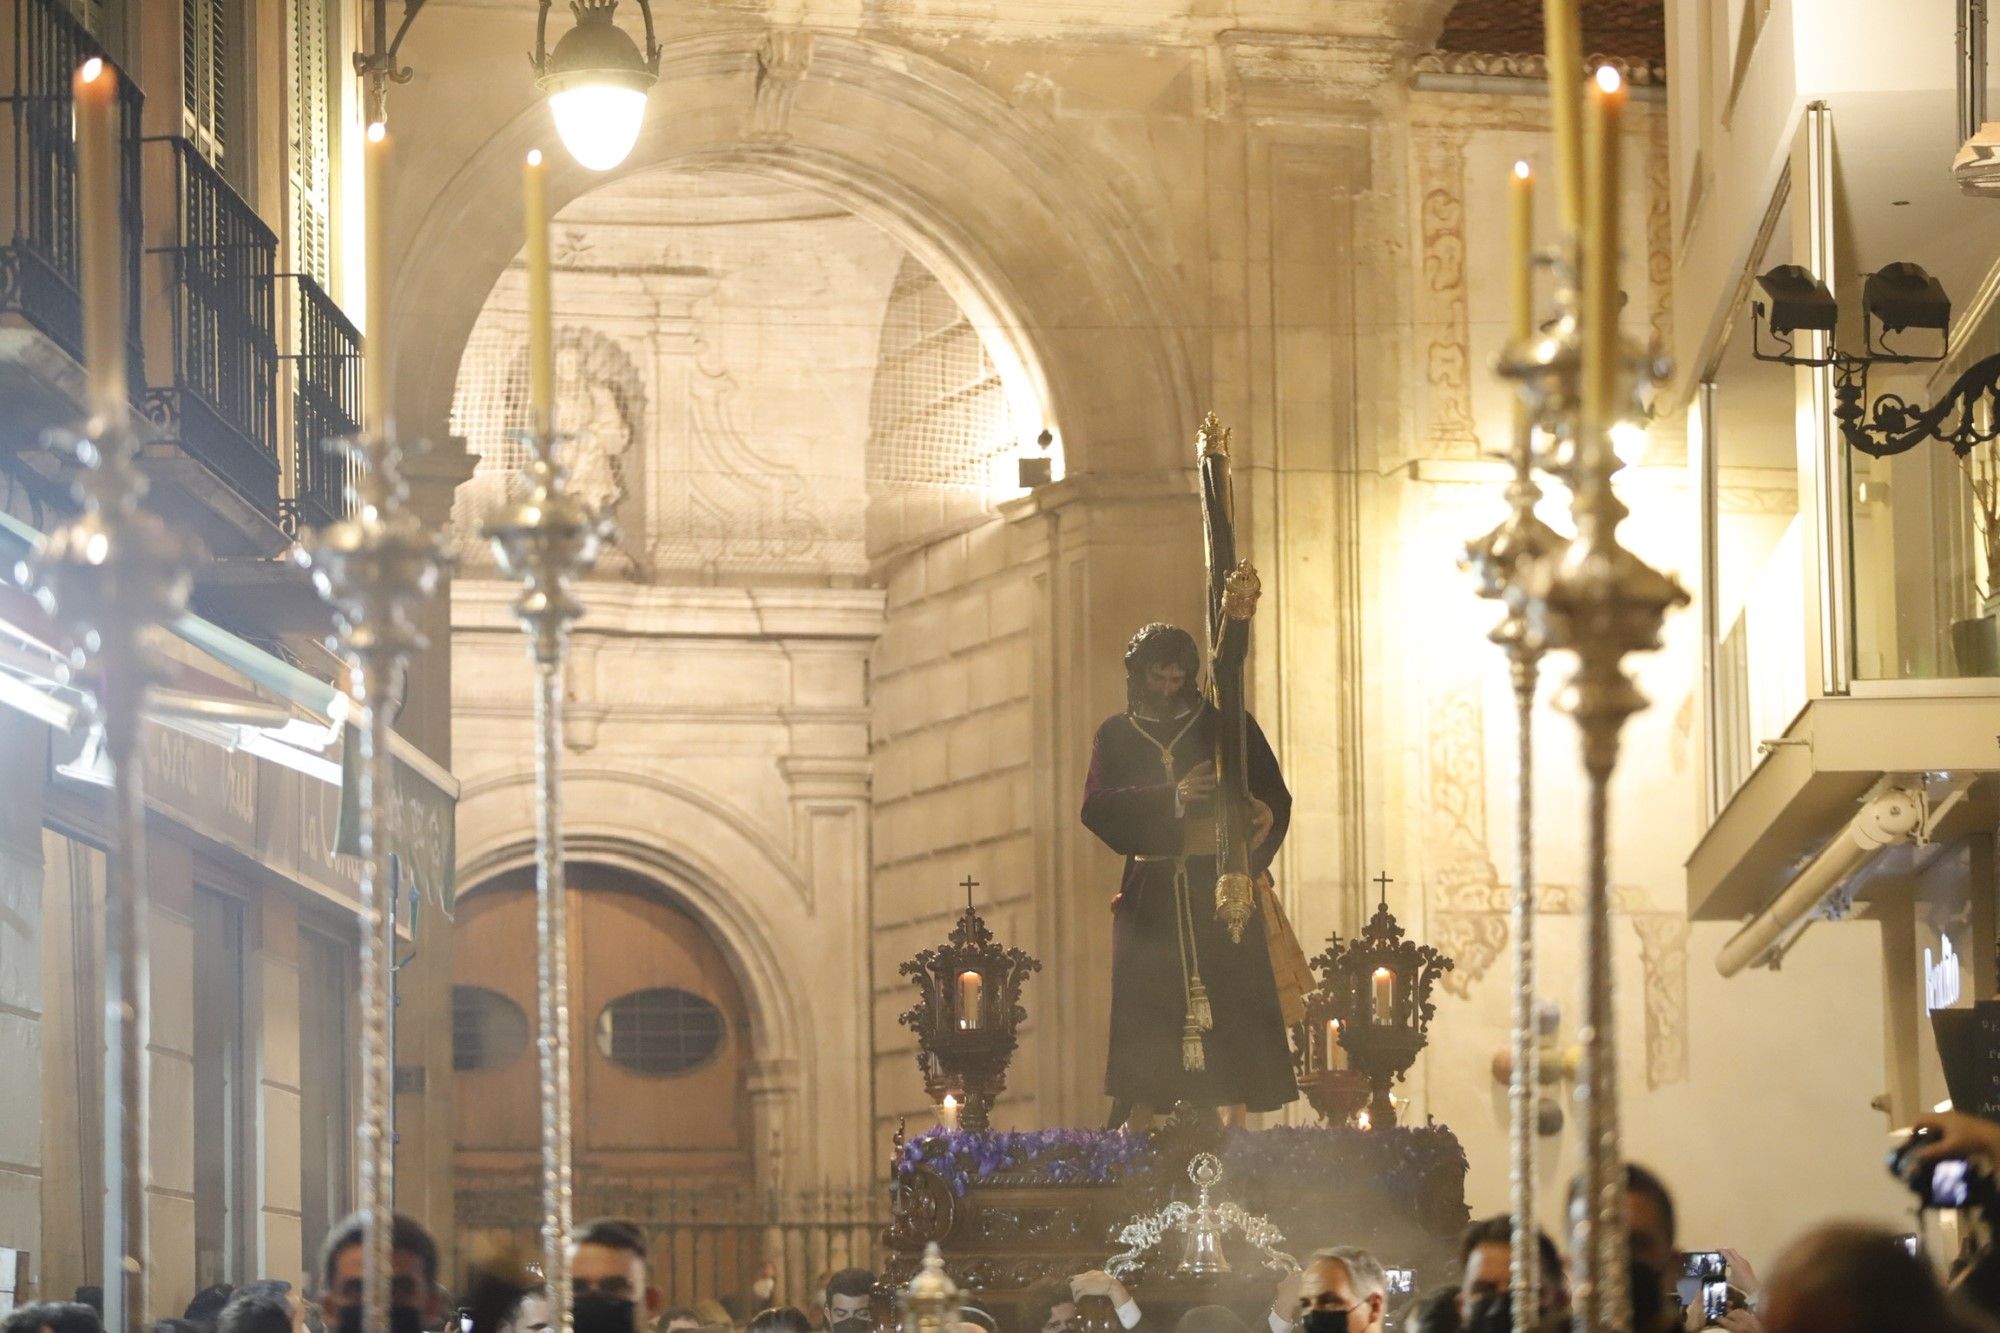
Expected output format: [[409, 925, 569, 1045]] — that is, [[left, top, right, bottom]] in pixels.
[[302, 429, 448, 1333], [484, 428, 607, 1333], [1480, 45, 1687, 1333]]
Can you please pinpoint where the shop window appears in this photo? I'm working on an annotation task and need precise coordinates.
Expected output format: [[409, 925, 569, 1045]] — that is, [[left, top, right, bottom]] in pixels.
[[595, 987, 726, 1077]]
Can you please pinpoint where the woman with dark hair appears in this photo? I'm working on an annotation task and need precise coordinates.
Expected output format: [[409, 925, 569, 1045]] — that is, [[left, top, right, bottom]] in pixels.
[[746, 1311, 812, 1333], [1081, 621, 1295, 1129]]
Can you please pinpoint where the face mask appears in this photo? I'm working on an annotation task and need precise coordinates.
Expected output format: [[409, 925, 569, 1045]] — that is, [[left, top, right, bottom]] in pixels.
[[1300, 1309, 1352, 1333], [572, 1293, 637, 1333], [828, 1314, 869, 1331], [753, 1281, 776, 1301], [335, 1305, 427, 1333]]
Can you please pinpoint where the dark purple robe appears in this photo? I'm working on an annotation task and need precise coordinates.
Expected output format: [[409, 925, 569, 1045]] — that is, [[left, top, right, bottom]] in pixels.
[[1080, 702, 1297, 1113]]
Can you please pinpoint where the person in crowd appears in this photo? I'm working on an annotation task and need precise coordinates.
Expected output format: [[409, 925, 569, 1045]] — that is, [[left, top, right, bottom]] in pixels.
[[71, 1292, 103, 1319], [821, 1271, 874, 1333], [1285, 1248, 1388, 1333], [317, 1210, 446, 1333], [1402, 1287, 1459, 1333], [724, 1262, 780, 1324], [1069, 1271, 1143, 1331], [1456, 1214, 1569, 1321], [4, 1308, 98, 1333], [1174, 1308, 1247, 1333], [957, 1309, 998, 1333], [1016, 1279, 1075, 1333], [220, 1290, 300, 1333], [1011, 1270, 1143, 1333], [690, 1303, 732, 1331], [1566, 1163, 1681, 1330], [186, 1288, 236, 1333], [746, 1310, 810, 1333], [1756, 1222, 1997, 1333], [657, 1310, 701, 1333], [805, 1276, 833, 1333], [570, 1218, 666, 1333], [232, 1282, 305, 1333], [152, 1319, 200, 1333]]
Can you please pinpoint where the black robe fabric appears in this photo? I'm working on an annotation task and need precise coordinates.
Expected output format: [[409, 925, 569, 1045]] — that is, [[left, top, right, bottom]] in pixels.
[[1080, 702, 1297, 1113]]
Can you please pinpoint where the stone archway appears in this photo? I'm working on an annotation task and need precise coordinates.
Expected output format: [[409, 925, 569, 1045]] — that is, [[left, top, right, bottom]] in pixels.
[[385, 27, 1198, 477], [454, 780, 839, 1198]]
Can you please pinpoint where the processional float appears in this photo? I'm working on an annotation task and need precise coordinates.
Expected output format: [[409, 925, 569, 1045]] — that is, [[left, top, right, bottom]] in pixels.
[[32, 66, 596, 1333], [1462, 2, 1687, 1329]]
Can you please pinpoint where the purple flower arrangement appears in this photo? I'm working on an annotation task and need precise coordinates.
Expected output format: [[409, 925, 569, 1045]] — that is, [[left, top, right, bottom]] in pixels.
[[896, 1128, 1157, 1196]]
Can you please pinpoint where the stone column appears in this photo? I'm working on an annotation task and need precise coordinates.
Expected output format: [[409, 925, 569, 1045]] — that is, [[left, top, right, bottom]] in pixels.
[[255, 895, 306, 1287], [1027, 474, 1202, 1127], [393, 434, 476, 1257]]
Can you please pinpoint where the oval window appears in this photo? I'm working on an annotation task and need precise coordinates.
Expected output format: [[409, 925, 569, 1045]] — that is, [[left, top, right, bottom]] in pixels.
[[595, 987, 727, 1076], [452, 985, 530, 1072]]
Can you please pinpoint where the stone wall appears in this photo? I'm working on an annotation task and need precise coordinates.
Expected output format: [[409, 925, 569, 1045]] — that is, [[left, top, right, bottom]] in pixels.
[[869, 512, 1046, 1137]]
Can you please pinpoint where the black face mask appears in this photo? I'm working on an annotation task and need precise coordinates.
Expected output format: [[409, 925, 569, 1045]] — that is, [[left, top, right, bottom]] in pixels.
[[827, 1314, 870, 1332], [571, 1293, 637, 1333], [335, 1305, 427, 1333], [1300, 1309, 1353, 1333]]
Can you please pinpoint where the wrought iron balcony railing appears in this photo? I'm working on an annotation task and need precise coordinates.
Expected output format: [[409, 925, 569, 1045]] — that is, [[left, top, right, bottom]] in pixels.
[[0, 0, 143, 392], [141, 134, 280, 515], [284, 272, 361, 534]]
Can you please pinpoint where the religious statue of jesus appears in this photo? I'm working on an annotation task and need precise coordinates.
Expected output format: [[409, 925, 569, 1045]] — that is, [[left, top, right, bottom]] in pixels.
[[1081, 621, 1298, 1129]]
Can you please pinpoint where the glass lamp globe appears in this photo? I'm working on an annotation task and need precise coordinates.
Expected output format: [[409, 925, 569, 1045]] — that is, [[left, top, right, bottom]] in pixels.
[[536, 1, 656, 172], [546, 81, 648, 172]]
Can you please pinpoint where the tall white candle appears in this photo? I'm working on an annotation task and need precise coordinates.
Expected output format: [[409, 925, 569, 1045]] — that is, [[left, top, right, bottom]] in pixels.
[[524, 148, 555, 436], [74, 58, 124, 427], [363, 121, 391, 436]]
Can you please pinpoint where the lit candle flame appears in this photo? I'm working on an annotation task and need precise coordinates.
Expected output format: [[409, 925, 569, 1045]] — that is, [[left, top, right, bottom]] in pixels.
[[1594, 64, 1623, 94]]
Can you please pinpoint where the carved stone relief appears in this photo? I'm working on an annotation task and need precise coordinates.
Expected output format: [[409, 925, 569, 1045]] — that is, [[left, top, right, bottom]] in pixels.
[[1422, 682, 1690, 1087]]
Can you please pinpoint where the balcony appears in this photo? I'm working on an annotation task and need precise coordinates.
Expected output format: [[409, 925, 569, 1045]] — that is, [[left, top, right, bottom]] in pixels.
[[0, 0, 143, 454], [138, 133, 282, 554], [285, 272, 361, 535]]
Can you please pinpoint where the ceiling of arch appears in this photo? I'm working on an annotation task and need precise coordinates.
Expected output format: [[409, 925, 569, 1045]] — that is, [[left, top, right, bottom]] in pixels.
[[448, 166, 1022, 584]]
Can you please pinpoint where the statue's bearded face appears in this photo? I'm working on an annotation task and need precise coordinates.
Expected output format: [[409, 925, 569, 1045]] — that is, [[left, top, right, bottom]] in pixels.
[[1141, 660, 1187, 711]]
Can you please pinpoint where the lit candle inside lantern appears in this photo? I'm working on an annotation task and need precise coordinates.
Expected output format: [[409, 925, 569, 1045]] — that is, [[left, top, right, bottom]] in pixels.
[[939, 1093, 960, 1131], [957, 969, 984, 1029], [363, 120, 391, 436], [1371, 966, 1396, 1024], [1354, 1109, 1372, 1132], [1542, 0, 1584, 234], [524, 148, 555, 436], [73, 58, 124, 428], [1583, 66, 1626, 459], [1325, 1019, 1347, 1071], [1509, 160, 1535, 343]]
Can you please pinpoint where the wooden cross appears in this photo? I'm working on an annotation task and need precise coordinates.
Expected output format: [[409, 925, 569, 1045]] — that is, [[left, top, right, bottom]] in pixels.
[[961, 874, 980, 911], [1373, 870, 1394, 902]]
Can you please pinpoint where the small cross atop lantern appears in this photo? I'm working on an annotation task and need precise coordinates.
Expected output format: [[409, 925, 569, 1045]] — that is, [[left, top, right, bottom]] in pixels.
[[898, 876, 1041, 1131], [1305, 872, 1455, 1128]]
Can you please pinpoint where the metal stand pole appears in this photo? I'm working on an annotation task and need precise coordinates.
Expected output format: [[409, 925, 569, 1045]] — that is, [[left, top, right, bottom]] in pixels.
[[32, 426, 193, 1333], [303, 431, 446, 1333], [486, 428, 605, 1333], [1467, 418, 1560, 1332]]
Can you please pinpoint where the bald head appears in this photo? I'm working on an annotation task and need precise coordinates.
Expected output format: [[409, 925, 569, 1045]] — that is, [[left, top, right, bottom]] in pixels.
[[1761, 1224, 1953, 1333]]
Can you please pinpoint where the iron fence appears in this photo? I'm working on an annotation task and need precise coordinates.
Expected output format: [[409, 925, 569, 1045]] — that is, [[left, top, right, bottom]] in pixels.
[[284, 271, 360, 533], [1, 0, 143, 386], [455, 1180, 887, 1308], [143, 133, 278, 512]]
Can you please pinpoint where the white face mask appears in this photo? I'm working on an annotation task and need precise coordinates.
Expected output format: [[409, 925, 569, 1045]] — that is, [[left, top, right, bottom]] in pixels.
[[754, 1280, 776, 1301]]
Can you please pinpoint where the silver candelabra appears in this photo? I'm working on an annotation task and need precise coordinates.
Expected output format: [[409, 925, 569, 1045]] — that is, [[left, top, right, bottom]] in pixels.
[[302, 431, 448, 1333], [484, 428, 607, 1333]]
